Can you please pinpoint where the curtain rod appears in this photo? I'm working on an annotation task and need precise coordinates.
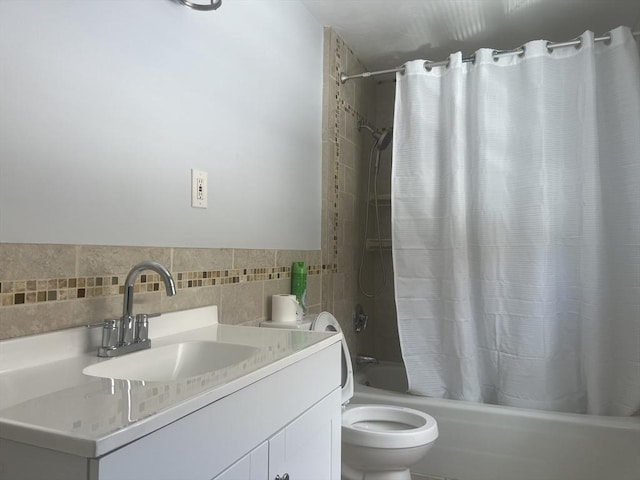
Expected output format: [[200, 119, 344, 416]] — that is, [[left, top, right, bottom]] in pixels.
[[340, 30, 640, 83]]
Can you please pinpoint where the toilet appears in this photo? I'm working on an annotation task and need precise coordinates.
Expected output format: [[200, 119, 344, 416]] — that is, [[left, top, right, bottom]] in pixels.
[[261, 312, 438, 480]]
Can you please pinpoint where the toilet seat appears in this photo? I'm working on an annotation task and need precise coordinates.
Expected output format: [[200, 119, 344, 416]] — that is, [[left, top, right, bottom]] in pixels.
[[342, 404, 438, 449], [304, 311, 438, 479], [308, 313, 438, 447], [310, 312, 354, 406]]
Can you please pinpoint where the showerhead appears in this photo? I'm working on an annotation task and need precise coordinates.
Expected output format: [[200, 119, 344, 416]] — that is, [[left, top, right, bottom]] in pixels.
[[358, 122, 393, 151]]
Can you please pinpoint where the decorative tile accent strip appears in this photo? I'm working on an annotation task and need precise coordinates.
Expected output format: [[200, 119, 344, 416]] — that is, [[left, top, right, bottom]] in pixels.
[[329, 34, 370, 265], [0, 264, 335, 307], [331, 37, 342, 264]]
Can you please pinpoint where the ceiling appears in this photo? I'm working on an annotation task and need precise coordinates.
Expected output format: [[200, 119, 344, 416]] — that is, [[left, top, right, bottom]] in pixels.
[[300, 0, 640, 72]]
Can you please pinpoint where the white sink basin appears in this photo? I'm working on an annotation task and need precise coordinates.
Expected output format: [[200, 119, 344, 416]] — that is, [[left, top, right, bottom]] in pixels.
[[83, 341, 259, 382]]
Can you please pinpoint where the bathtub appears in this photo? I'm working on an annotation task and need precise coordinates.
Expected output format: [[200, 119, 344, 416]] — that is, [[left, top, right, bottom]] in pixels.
[[352, 362, 640, 480]]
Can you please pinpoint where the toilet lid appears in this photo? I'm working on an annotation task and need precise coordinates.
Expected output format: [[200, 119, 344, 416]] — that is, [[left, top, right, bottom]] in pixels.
[[311, 312, 354, 406]]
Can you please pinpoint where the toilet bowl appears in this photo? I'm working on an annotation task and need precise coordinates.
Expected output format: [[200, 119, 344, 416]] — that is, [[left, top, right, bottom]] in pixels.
[[341, 404, 438, 480], [261, 312, 438, 480]]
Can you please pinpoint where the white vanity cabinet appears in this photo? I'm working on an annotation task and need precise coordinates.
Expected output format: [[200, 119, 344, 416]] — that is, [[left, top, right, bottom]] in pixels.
[[214, 387, 340, 480], [0, 307, 343, 480], [0, 341, 342, 480], [93, 342, 341, 480], [267, 391, 339, 480], [213, 442, 269, 480]]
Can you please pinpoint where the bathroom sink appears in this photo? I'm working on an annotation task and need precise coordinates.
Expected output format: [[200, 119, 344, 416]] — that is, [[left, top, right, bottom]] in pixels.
[[82, 341, 259, 382]]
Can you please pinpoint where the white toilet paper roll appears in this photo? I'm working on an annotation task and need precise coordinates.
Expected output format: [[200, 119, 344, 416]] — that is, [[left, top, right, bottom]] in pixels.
[[271, 294, 299, 323]]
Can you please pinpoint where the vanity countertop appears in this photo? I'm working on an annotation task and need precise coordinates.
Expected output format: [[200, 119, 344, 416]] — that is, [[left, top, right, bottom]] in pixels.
[[0, 306, 340, 458]]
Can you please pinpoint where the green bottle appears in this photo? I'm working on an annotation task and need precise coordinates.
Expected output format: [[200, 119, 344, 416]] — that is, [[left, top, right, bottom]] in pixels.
[[291, 261, 307, 313]]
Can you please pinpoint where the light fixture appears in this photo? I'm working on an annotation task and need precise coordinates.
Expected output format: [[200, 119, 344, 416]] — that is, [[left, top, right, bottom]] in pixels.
[[178, 0, 222, 11]]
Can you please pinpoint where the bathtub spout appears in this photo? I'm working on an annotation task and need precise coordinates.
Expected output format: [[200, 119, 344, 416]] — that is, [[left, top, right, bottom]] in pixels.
[[355, 354, 379, 366]]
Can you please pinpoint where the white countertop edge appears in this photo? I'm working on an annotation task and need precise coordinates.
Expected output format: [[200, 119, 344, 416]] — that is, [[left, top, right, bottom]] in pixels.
[[0, 419, 95, 457], [0, 332, 342, 458]]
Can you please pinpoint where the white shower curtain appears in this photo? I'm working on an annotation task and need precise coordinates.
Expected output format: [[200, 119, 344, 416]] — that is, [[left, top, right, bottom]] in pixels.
[[392, 27, 640, 415]]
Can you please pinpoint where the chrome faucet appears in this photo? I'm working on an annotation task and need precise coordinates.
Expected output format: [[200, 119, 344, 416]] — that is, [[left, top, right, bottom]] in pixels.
[[95, 261, 176, 357], [355, 354, 379, 366]]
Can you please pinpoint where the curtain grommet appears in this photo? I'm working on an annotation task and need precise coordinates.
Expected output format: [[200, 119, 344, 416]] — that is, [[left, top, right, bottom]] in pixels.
[[492, 50, 500, 62], [423, 60, 433, 72], [546, 41, 554, 54], [574, 36, 583, 50], [603, 32, 612, 45], [518, 45, 526, 57]]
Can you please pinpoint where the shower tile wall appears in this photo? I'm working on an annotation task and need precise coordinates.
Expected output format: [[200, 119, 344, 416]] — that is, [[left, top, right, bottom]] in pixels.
[[366, 79, 403, 362], [321, 28, 378, 355]]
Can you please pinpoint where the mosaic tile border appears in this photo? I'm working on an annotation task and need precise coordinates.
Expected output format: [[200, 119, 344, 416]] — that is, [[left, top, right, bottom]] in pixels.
[[331, 36, 342, 262], [0, 264, 337, 307], [331, 34, 372, 265], [335, 36, 367, 124]]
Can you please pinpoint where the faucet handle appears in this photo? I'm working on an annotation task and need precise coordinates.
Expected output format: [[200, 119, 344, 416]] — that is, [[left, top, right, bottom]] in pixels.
[[87, 319, 119, 350], [101, 319, 119, 349], [134, 313, 160, 343], [86, 319, 115, 328]]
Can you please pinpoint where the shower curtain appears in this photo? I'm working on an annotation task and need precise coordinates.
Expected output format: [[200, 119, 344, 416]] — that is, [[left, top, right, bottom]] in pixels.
[[392, 27, 640, 416]]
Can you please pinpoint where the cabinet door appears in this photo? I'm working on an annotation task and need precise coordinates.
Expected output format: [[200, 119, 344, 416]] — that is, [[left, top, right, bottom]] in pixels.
[[268, 389, 341, 480], [212, 441, 268, 480]]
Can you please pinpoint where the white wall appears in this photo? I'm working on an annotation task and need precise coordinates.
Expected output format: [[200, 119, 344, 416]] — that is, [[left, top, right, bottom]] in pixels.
[[0, 0, 323, 249]]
